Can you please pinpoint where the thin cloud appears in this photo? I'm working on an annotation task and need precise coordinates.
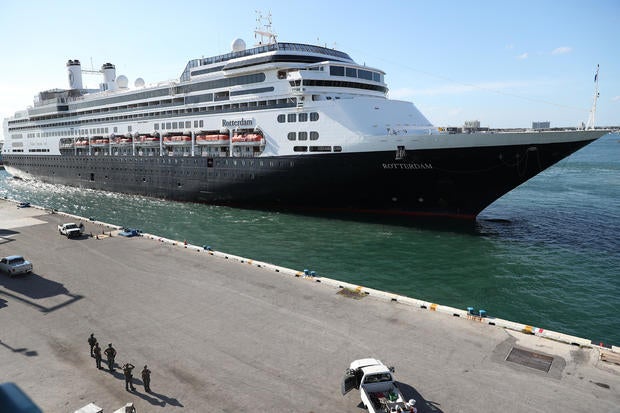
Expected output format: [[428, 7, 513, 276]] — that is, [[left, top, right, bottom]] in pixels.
[[516, 52, 528, 60], [612, 96, 620, 102], [552, 46, 572, 55]]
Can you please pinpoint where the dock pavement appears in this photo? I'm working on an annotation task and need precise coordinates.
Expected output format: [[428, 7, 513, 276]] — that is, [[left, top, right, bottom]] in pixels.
[[0, 199, 619, 412]]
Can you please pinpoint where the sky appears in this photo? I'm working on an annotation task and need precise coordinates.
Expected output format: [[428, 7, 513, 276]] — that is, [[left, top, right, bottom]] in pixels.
[[1, 0, 618, 139]]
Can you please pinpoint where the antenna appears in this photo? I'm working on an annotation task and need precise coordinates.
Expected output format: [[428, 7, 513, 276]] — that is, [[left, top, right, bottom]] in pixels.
[[585, 64, 600, 130], [254, 10, 277, 46]]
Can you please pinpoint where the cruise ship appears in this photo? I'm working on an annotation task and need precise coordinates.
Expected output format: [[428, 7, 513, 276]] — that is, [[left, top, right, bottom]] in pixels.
[[1, 23, 608, 220]]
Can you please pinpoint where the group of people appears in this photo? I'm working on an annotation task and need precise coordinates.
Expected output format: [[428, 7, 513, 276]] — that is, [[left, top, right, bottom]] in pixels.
[[88, 333, 151, 392]]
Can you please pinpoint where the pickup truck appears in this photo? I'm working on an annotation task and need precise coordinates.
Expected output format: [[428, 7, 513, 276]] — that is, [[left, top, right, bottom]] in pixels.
[[342, 358, 417, 413], [58, 223, 83, 238], [0, 255, 33, 277]]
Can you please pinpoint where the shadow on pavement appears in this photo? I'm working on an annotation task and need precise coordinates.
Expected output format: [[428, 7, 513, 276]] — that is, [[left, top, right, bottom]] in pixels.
[[0, 229, 18, 245], [145, 390, 183, 407], [0, 272, 69, 299], [101, 368, 183, 407], [397, 382, 444, 413], [0, 272, 83, 312], [0, 339, 38, 357]]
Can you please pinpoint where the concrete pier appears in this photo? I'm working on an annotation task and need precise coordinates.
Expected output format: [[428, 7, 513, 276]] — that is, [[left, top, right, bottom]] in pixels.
[[1, 200, 619, 412]]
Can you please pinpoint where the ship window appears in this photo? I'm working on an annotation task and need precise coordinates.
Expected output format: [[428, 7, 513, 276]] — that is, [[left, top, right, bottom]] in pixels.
[[185, 121, 191, 128], [309, 131, 319, 140], [330, 66, 344, 76], [215, 91, 229, 101], [199, 120, 204, 127], [293, 146, 308, 152], [310, 112, 319, 121], [298, 131, 308, 141], [310, 146, 331, 152], [346, 67, 357, 77], [154, 124, 159, 130], [358, 69, 373, 80], [333, 146, 342, 152], [277, 114, 285, 123], [287, 132, 296, 141], [166, 122, 171, 129], [173, 122, 178, 129], [373, 72, 381, 82], [287, 113, 296, 123], [298, 113, 308, 122]]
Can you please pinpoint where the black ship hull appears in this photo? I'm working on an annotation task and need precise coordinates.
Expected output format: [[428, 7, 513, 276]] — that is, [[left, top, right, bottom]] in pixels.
[[2, 137, 597, 220]]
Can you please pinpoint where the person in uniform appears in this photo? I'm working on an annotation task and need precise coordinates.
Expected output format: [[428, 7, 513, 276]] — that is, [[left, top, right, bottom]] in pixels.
[[104, 343, 117, 372], [93, 342, 102, 369], [141, 365, 151, 392], [122, 362, 136, 391], [88, 333, 97, 357]]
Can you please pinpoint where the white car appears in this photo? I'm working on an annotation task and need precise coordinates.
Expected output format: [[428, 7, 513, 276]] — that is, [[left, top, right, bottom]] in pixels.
[[0, 255, 33, 276]]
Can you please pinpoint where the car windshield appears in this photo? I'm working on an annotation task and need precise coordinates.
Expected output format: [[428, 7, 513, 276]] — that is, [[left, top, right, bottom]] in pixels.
[[66, 224, 78, 229], [363, 373, 392, 383], [9, 258, 25, 265]]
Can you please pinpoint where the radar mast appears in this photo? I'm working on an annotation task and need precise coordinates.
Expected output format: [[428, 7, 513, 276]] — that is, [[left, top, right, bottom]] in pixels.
[[254, 11, 277, 46]]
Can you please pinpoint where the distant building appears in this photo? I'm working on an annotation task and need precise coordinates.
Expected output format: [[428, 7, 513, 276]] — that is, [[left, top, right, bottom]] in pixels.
[[464, 120, 480, 130], [462, 120, 488, 133], [532, 121, 550, 130]]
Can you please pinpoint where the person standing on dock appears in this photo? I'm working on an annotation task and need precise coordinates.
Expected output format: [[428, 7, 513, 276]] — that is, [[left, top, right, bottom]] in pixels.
[[141, 365, 151, 392], [88, 333, 97, 357], [93, 342, 102, 369], [122, 362, 136, 391], [104, 343, 117, 372]]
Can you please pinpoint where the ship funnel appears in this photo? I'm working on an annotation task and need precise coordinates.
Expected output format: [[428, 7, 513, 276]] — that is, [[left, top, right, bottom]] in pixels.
[[67, 59, 83, 90], [101, 62, 117, 91]]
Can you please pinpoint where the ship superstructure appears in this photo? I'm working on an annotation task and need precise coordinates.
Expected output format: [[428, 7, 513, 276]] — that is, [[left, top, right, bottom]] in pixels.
[[1, 23, 608, 220]]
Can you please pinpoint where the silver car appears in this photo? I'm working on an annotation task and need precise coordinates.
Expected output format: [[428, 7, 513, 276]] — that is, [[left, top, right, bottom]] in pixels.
[[0, 255, 33, 276]]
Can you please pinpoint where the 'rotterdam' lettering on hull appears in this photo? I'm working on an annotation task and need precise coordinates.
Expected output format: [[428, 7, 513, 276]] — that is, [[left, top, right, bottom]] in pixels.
[[382, 163, 433, 170]]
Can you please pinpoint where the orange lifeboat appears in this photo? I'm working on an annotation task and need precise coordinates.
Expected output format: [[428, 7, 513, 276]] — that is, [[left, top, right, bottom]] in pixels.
[[231, 133, 263, 144], [164, 135, 191, 145], [139, 135, 160, 145], [196, 134, 230, 145]]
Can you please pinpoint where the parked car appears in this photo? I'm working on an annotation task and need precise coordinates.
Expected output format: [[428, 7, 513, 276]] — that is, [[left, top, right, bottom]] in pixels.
[[119, 228, 142, 237], [0, 255, 33, 276]]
